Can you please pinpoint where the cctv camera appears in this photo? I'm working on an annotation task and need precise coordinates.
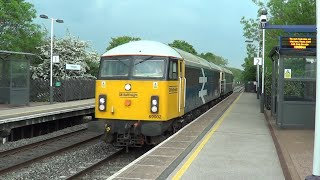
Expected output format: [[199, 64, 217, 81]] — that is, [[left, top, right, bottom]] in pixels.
[[260, 14, 267, 23], [260, 9, 268, 23]]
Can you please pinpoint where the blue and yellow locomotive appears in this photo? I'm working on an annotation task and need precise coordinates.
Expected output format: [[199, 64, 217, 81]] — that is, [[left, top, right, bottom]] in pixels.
[[95, 40, 233, 148]]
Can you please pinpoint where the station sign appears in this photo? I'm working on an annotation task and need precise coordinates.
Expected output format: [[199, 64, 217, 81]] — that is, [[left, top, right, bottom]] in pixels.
[[66, 63, 81, 71], [281, 36, 316, 49], [254, 57, 262, 65], [53, 55, 59, 63]]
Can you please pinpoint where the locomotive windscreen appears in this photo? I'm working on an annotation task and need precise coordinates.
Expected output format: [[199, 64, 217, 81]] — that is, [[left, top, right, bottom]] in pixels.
[[99, 56, 167, 80], [100, 57, 130, 77]]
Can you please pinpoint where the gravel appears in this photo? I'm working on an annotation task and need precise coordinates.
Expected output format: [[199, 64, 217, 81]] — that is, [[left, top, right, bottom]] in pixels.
[[81, 147, 149, 180], [0, 123, 87, 152], [1, 140, 120, 180], [0, 123, 150, 180]]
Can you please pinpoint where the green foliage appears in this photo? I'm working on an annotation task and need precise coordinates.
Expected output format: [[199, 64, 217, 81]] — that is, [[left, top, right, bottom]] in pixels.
[[85, 55, 100, 77], [240, 0, 316, 93], [199, 52, 228, 66], [168, 40, 231, 67], [265, 71, 272, 97], [268, 0, 315, 25], [106, 36, 141, 51], [284, 81, 304, 97], [168, 40, 198, 55], [0, 0, 44, 53], [32, 32, 100, 80], [242, 56, 256, 81], [227, 67, 243, 83]]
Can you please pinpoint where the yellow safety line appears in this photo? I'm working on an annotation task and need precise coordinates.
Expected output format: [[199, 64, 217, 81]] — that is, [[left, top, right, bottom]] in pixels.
[[172, 93, 243, 180]]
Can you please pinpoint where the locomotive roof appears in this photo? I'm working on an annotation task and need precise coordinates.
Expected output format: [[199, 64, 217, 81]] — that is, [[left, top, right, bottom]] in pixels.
[[102, 40, 182, 58], [173, 48, 221, 71], [222, 67, 233, 74], [102, 40, 225, 72], [209, 62, 223, 71]]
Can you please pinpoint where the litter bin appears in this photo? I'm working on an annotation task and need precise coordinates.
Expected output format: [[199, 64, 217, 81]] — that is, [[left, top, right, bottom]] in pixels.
[[245, 81, 256, 93]]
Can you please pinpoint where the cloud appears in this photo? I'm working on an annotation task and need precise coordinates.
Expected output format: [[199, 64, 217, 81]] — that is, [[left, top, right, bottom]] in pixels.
[[27, 0, 258, 69]]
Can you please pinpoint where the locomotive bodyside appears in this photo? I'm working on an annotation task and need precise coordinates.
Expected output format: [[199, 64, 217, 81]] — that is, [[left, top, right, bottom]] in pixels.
[[222, 67, 234, 95], [174, 49, 221, 113]]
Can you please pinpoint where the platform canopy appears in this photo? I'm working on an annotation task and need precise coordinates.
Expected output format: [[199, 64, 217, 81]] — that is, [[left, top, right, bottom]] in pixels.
[[0, 50, 38, 105], [268, 36, 316, 128]]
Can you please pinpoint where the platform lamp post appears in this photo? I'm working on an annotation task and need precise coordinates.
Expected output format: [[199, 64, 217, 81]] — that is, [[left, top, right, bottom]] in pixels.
[[245, 40, 260, 99], [260, 9, 267, 113], [40, 14, 64, 104]]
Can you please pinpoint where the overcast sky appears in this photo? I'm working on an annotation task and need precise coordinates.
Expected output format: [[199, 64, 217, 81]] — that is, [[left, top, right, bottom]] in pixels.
[[27, 0, 259, 69]]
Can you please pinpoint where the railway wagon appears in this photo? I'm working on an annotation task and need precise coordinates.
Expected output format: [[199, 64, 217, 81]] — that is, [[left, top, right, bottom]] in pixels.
[[95, 40, 233, 148]]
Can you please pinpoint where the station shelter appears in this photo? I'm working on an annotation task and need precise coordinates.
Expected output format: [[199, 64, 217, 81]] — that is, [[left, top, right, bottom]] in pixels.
[[0, 50, 36, 105], [269, 36, 316, 128]]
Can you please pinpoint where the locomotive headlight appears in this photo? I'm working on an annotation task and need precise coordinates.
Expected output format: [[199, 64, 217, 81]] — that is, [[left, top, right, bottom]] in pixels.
[[152, 99, 157, 105], [125, 84, 131, 91], [99, 104, 105, 111], [151, 106, 158, 113], [99, 98, 105, 104], [98, 94, 107, 112], [150, 96, 159, 113]]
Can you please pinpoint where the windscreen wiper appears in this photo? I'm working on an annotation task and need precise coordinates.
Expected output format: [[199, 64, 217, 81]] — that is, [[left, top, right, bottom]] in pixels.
[[110, 56, 130, 66], [134, 56, 155, 65]]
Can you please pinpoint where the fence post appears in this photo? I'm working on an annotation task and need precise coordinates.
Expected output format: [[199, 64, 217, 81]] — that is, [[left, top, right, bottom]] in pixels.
[[64, 79, 67, 102], [79, 80, 82, 100]]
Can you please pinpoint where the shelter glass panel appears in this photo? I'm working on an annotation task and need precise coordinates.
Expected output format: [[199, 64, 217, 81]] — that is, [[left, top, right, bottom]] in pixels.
[[0, 61, 10, 87], [283, 57, 316, 78], [11, 60, 28, 88], [283, 56, 316, 101]]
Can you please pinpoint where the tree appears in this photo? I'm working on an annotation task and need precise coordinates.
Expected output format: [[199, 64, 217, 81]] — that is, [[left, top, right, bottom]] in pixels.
[[31, 32, 100, 80], [106, 36, 141, 51], [199, 52, 228, 66], [267, 0, 315, 25], [242, 56, 256, 82], [241, 0, 316, 80], [85, 52, 100, 77], [227, 67, 243, 83], [168, 40, 198, 55], [0, 0, 44, 53], [241, 0, 316, 98]]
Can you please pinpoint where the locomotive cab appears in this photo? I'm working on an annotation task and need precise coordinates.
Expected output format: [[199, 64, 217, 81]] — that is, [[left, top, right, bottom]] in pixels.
[[95, 52, 186, 148]]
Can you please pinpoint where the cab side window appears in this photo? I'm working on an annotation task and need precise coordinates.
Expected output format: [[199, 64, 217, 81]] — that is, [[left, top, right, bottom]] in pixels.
[[168, 60, 178, 80]]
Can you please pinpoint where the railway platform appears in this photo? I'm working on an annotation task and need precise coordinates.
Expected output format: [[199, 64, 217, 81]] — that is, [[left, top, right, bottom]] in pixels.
[[109, 92, 316, 180], [0, 99, 94, 142], [167, 92, 284, 180]]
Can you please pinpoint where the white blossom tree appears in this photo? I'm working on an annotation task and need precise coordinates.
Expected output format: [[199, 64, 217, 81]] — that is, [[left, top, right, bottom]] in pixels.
[[31, 32, 100, 80]]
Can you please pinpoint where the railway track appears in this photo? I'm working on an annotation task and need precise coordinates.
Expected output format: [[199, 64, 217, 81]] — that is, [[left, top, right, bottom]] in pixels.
[[0, 128, 103, 175], [65, 147, 151, 180], [233, 85, 244, 92], [66, 148, 125, 179]]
